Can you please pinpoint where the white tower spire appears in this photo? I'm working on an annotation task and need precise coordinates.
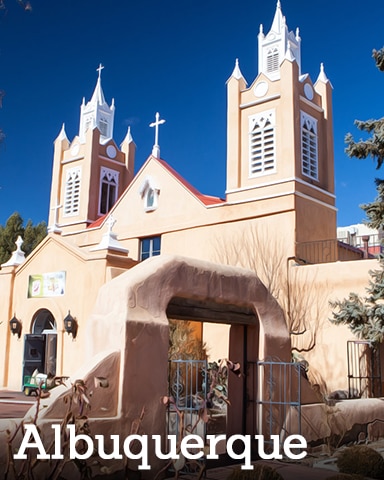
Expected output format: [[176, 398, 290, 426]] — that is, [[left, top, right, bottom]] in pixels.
[[258, 0, 301, 79], [79, 64, 115, 143]]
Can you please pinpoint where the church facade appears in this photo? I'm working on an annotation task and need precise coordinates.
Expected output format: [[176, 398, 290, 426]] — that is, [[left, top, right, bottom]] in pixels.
[[0, 2, 376, 393]]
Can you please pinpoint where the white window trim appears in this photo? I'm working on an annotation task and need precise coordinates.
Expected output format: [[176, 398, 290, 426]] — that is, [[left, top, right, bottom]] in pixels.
[[140, 236, 161, 261], [301, 111, 318, 181], [248, 109, 276, 178], [266, 47, 279, 74], [98, 166, 119, 216], [139, 176, 160, 212], [63, 166, 81, 217], [99, 116, 108, 137]]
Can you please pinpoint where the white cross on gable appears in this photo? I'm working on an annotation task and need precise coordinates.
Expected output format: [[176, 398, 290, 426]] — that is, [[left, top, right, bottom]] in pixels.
[[106, 214, 116, 234], [48, 199, 62, 234], [149, 112, 166, 159], [51, 200, 62, 224]]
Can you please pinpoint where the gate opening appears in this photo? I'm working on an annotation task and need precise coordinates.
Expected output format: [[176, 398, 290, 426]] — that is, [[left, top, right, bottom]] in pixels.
[[22, 309, 57, 387], [347, 340, 382, 398]]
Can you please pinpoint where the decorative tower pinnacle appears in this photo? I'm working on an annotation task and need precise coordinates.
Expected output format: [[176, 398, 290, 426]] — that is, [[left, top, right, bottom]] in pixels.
[[317, 62, 331, 84], [258, 0, 301, 80], [79, 64, 115, 143], [231, 58, 246, 82], [1, 236, 26, 267]]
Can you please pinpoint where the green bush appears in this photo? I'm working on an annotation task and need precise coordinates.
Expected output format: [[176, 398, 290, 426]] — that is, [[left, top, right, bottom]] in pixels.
[[336, 445, 384, 479], [226, 463, 283, 480]]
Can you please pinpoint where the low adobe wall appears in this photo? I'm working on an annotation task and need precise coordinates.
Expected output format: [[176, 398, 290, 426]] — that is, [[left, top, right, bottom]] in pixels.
[[1, 255, 319, 478]]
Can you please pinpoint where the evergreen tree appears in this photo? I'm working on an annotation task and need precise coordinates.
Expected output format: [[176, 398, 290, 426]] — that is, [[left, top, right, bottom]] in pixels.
[[0, 212, 46, 264], [330, 47, 384, 343], [345, 47, 384, 229]]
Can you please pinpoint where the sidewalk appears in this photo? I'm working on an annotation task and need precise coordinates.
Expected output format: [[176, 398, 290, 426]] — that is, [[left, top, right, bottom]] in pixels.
[[0, 389, 35, 418], [175, 460, 337, 480]]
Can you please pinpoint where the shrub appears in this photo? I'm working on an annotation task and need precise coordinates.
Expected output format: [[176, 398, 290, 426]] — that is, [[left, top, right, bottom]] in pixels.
[[336, 445, 384, 479], [226, 463, 283, 480]]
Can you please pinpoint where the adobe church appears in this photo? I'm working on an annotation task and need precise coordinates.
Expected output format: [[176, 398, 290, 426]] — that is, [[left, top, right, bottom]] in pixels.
[[0, 2, 376, 393]]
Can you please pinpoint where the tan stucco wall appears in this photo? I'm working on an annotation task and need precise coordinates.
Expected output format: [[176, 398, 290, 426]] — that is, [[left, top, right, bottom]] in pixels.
[[1, 211, 376, 395], [0, 235, 134, 390], [292, 258, 377, 393], [0, 267, 16, 387]]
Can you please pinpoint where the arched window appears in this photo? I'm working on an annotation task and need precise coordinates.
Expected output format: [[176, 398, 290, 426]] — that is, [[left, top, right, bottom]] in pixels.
[[32, 309, 56, 334], [249, 110, 276, 177], [99, 167, 119, 215], [99, 117, 108, 137], [139, 176, 159, 212], [146, 188, 155, 209], [301, 112, 318, 180], [64, 167, 81, 216]]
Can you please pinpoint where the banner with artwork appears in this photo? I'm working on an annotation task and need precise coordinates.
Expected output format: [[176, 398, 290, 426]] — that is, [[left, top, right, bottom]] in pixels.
[[28, 271, 66, 298]]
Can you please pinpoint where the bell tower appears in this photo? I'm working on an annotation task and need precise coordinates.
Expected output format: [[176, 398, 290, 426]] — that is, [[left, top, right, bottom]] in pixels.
[[226, 1, 336, 253], [79, 64, 115, 144], [258, 0, 301, 81], [48, 66, 136, 235]]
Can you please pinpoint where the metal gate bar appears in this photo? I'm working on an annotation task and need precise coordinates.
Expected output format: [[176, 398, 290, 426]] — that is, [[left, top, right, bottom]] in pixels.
[[347, 340, 382, 398], [167, 359, 208, 476], [254, 360, 302, 444]]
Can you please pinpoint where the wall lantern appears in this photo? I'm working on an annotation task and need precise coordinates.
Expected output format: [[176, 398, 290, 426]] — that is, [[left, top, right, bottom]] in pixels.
[[64, 310, 78, 339], [10, 315, 22, 338]]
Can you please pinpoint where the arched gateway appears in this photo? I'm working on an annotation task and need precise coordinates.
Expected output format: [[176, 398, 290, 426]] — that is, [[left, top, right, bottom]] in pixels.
[[29, 255, 317, 477]]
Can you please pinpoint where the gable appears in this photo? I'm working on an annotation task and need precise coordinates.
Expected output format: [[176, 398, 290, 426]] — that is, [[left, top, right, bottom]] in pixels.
[[86, 156, 224, 240]]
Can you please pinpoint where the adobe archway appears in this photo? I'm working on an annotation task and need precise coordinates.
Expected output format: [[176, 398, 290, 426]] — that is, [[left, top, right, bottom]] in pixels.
[[33, 255, 317, 476]]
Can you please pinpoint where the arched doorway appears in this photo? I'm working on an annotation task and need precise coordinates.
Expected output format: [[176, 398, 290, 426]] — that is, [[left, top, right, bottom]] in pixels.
[[22, 309, 57, 384], [166, 296, 259, 440], [32, 309, 56, 334]]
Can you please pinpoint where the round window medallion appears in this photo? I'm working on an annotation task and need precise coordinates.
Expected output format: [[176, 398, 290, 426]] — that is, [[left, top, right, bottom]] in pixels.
[[304, 83, 314, 101], [70, 144, 79, 156], [106, 145, 117, 159], [254, 81, 269, 98]]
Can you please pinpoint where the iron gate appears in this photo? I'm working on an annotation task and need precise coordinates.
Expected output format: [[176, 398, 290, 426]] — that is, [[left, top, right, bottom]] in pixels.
[[347, 340, 382, 398], [167, 359, 208, 476], [251, 360, 302, 444], [168, 359, 208, 440]]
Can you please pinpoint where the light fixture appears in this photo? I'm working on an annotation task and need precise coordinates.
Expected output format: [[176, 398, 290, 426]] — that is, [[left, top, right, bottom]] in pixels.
[[10, 315, 22, 338], [64, 310, 78, 339]]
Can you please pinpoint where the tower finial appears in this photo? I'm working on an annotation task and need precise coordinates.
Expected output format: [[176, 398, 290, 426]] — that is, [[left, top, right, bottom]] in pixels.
[[317, 62, 330, 84], [96, 63, 104, 80], [230, 58, 245, 82]]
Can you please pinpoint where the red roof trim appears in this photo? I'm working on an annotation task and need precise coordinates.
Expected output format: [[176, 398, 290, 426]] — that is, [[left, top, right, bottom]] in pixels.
[[87, 156, 225, 230], [157, 159, 225, 206], [87, 214, 106, 229]]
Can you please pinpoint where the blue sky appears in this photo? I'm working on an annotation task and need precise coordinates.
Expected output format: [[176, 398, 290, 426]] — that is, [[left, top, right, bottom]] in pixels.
[[0, 0, 383, 227]]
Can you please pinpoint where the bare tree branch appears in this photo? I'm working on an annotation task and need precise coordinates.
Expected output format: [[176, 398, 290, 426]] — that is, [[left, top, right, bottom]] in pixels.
[[213, 225, 329, 354]]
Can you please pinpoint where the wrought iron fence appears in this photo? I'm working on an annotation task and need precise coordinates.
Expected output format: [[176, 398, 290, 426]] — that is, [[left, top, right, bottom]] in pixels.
[[347, 340, 382, 398], [167, 359, 208, 476], [252, 360, 302, 446], [168, 359, 208, 439]]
